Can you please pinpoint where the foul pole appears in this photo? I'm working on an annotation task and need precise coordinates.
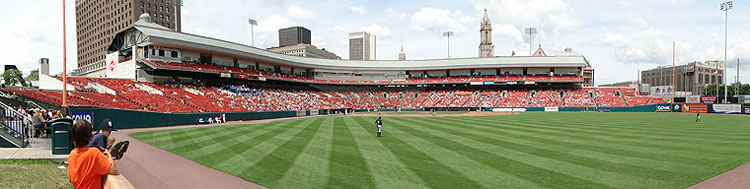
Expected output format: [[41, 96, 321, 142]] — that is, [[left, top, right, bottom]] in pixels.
[[62, 0, 67, 107]]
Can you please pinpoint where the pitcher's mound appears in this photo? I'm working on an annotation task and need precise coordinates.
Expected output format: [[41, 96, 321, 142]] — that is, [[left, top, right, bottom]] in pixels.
[[690, 162, 750, 189]]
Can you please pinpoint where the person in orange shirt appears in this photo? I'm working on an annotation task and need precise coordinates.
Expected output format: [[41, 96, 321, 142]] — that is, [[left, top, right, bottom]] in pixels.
[[67, 119, 118, 188]]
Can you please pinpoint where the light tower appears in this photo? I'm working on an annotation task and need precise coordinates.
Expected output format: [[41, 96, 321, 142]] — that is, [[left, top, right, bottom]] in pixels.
[[443, 31, 454, 58], [248, 18, 258, 47], [720, 1, 732, 102]]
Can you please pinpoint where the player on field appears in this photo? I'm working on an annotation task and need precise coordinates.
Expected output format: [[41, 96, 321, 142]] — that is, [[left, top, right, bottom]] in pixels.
[[432, 109, 436, 117], [696, 112, 701, 122], [374, 116, 383, 138]]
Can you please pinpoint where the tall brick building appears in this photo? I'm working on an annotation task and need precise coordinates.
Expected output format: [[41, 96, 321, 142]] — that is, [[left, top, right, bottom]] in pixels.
[[75, 0, 181, 68]]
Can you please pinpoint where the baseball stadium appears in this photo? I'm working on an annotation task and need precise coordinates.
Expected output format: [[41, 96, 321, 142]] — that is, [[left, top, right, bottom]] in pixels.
[[2, 8, 750, 189]]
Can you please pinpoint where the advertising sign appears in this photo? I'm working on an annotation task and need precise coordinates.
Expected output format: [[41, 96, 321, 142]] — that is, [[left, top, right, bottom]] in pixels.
[[470, 82, 483, 85], [220, 73, 231, 78], [745, 107, 750, 114], [483, 81, 495, 85], [649, 86, 673, 97], [71, 112, 93, 124], [700, 96, 717, 103], [656, 105, 671, 112], [712, 104, 741, 113], [739, 95, 750, 104], [238, 74, 248, 79], [686, 96, 701, 103], [544, 107, 559, 112], [506, 81, 517, 85], [681, 104, 708, 113]]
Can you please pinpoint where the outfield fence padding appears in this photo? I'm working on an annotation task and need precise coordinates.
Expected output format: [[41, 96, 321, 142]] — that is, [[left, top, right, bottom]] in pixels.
[[69, 107, 297, 129]]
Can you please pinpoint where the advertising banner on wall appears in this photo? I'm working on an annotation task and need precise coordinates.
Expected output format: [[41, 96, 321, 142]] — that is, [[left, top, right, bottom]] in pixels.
[[739, 95, 750, 104], [700, 96, 717, 103], [649, 86, 673, 97], [712, 104, 742, 114], [656, 105, 671, 112], [744, 106, 750, 114], [686, 96, 701, 103], [71, 112, 93, 123], [681, 104, 708, 113], [544, 107, 559, 112], [220, 73, 231, 78]]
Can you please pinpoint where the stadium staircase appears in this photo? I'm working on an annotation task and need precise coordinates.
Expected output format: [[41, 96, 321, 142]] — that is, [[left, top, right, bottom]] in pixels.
[[0, 101, 30, 147]]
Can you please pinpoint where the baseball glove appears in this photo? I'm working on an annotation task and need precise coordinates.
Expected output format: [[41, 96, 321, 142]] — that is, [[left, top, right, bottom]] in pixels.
[[110, 141, 129, 160]]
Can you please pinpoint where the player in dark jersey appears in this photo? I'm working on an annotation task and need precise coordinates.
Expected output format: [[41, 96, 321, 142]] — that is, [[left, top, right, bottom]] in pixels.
[[374, 116, 383, 138]]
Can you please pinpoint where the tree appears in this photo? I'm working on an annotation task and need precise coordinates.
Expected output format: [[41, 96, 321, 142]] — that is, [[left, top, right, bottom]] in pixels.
[[2, 69, 27, 87], [26, 69, 39, 81], [704, 82, 750, 99]]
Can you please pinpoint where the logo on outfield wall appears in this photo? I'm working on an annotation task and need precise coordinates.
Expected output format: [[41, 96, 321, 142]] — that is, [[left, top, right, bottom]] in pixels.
[[656, 105, 670, 111], [745, 107, 750, 114], [71, 112, 93, 124]]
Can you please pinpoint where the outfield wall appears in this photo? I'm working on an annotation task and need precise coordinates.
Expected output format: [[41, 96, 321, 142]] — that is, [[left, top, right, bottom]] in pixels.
[[69, 107, 297, 129]]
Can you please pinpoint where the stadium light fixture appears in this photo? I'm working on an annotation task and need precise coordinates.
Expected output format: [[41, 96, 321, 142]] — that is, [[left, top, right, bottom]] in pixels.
[[249, 19, 258, 47], [720, 1, 732, 102], [524, 27, 537, 56], [443, 31, 454, 58]]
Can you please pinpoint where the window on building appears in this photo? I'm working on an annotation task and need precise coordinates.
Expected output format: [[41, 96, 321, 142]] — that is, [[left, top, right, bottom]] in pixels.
[[171, 51, 178, 58], [140, 2, 144, 7], [699, 74, 703, 84], [159, 50, 165, 56], [711, 75, 716, 83]]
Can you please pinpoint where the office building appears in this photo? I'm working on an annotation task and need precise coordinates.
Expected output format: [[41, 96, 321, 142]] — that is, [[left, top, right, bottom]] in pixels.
[[641, 61, 724, 96], [267, 44, 340, 59], [348, 31, 376, 60], [278, 26, 311, 47]]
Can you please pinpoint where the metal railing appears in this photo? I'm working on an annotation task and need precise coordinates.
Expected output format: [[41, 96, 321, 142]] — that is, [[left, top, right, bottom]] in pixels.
[[0, 101, 32, 147]]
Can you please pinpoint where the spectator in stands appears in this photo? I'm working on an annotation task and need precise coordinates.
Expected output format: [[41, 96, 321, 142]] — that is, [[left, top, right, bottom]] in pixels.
[[31, 109, 46, 137], [68, 119, 118, 188], [88, 119, 117, 151]]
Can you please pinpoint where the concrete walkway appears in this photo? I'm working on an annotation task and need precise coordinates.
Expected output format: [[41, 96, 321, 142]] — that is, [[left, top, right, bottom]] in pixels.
[[0, 138, 68, 160], [110, 117, 314, 189]]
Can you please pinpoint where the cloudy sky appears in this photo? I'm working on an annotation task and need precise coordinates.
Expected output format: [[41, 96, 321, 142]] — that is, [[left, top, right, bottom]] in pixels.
[[2, 0, 749, 85]]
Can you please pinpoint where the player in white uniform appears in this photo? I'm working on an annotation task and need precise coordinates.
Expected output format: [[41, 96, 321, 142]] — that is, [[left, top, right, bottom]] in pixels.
[[374, 117, 383, 138]]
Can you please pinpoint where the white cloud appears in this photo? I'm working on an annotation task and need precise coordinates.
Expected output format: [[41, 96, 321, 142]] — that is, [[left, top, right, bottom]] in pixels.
[[285, 5, 316, 20], [472, 0, 580, 34], [410, 7, 475, 34], [598, 27, 670, 65], [387, 7, 406, 20], [349, 6, 366, 14], [254, 14, 296, 47], [360, 23, 392, 38]]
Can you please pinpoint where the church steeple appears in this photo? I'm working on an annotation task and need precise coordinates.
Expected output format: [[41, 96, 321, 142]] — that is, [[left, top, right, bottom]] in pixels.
[[398, 37, 406, 60], [479, 8, 494, 57]]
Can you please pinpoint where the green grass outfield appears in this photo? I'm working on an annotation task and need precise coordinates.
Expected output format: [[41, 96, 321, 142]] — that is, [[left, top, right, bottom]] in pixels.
[[0, 159, 72, 188], [131, 112, 750, 188], [355, 111, 470, 115]]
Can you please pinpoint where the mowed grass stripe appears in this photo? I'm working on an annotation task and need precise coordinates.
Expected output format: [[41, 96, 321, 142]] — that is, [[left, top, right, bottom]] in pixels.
[[178, 118, 308, 161], [275, 117, 336, 188], [476, 115, 744, 160], [510, 113, 750, 149], [386, 117, 622, 188], [354, 116, 543, 188], [516, 112, 750, 137], [457, 116, 727, 163], [325, 117, 376, 188], [239, 118, 324, 187], [435, 116, 704, 173], [351, 117, 486, 188], [212, 118, 320, 178], [342, 116, 427, 188], [352, 116, 544, 188], [397, 117, 677, 187]]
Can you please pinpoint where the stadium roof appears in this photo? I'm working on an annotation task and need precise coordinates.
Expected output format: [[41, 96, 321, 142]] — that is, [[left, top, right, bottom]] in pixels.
[[109, 14, 588, 71]]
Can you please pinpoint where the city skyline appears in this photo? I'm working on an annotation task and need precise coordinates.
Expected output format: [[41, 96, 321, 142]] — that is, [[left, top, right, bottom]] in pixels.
[[1, 0, 748, 85]]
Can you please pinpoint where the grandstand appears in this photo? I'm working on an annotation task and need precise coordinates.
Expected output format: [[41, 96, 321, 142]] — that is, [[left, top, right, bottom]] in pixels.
[[11, 14, 667, 114]]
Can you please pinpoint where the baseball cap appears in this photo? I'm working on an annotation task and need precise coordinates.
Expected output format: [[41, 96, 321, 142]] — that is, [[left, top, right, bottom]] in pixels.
[[99, 119, 117, 131]]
